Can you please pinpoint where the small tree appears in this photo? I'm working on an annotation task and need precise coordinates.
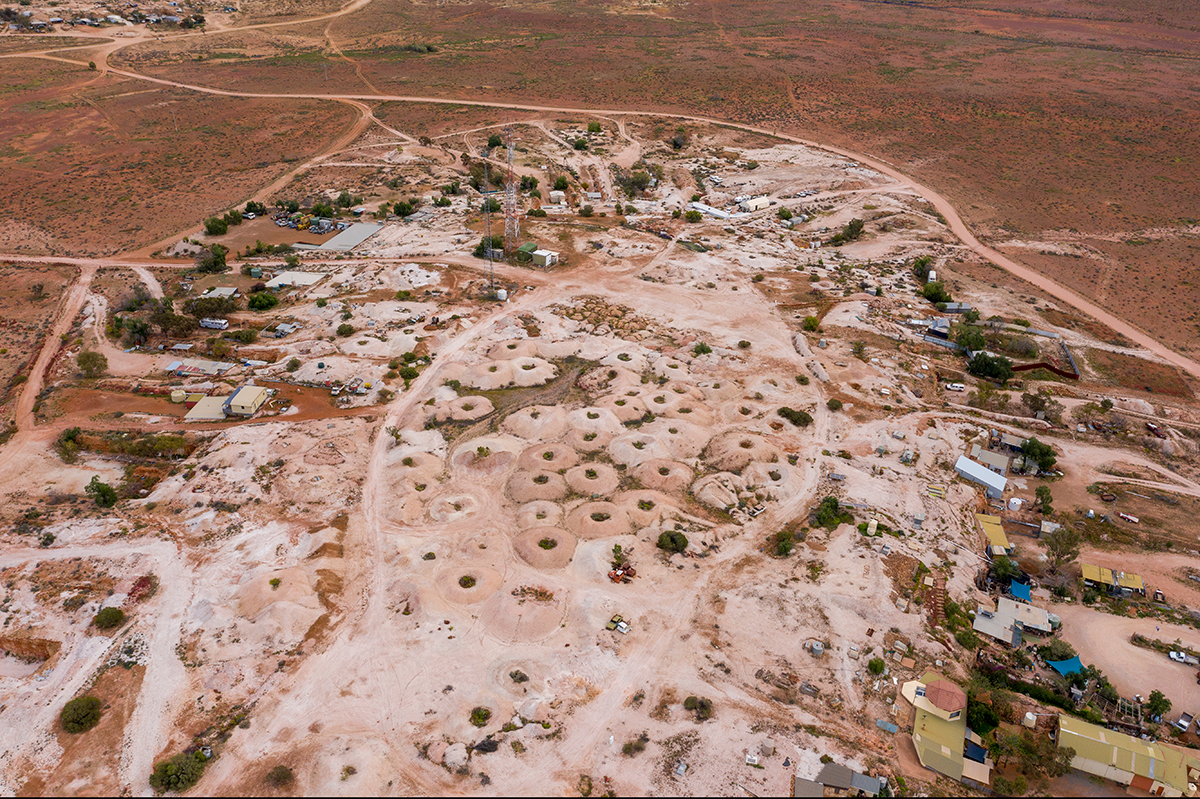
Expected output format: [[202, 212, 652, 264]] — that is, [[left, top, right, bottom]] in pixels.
[[265, 765, 294, 788], [248, 292, 278, 311], [336, 323, 355, 337], [921, 281, 952, 304], [1035, 485, 1054, 515], [580, 204, 594, 217], [61, 695, 103, 733], [684, 210, 703, 223], [1022, 437, 1057, 471], [77, 350, 108, 378], [573, 138, 589, 151], [587, 121, 602, 133], [554, 175, 569, 191], [657, 530, 688, 553], [204, 216, 228, 236], [1044, 524, 1080, 573], [1146, 690, 1172, 720], [149, 751, 207, 794], [826, 398, 843, 411], [286, 358, 301, 372], [967, 352, 1014, 384], [802, 316, 820, 332], [195, 244, 229, 274], [487, 133, 503, 148], [868, 657, 886, 675], [85, 475, 118, 508], [481, 197, 501, 213], [93, 607, 125, 629]]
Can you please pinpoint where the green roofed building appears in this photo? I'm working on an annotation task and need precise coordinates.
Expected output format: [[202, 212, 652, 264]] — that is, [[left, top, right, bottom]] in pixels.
[[515, 242, 538, 262], [1057, 715, 1200, 796], [902, 673, 993, 786]]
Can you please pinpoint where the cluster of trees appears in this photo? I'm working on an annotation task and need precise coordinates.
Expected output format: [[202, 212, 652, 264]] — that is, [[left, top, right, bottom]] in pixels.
[[657, 530, 688, 553], [1021, 436, 1057, 471], [149, 751, 208, 794], [394, 197, 421, 217], [967, 352, 1014, 384], [813, 496, 853, 530], [336, 190, 363, 208], [239, 239, 291, 258], [911, 255, 933, 281], [473, 235, 505, 258], [922, 280, 953, 304], [204, 209, 243, 236], [195, 244, 229, 274], [85, 475, 118, 508]]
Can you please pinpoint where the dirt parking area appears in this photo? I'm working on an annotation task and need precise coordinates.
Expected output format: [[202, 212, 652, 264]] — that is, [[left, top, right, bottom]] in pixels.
[[1055, 603, 1200, 714]]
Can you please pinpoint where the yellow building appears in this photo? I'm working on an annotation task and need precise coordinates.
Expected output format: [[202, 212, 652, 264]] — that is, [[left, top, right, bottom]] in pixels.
[[902, 673, 993, 785], [1058, 715, 1200, 796], [227, 385, 270, 417]]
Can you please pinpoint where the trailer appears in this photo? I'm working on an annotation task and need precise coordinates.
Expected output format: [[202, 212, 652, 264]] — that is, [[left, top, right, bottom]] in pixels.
[[199, 318, 229, 330]]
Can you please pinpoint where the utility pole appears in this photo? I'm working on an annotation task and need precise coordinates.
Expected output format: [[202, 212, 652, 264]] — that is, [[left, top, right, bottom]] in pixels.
[[483, 159, 494, 295]]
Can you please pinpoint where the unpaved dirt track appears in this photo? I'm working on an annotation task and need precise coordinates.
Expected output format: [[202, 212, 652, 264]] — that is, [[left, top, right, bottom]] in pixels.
[[6, 41, 1196, 380]]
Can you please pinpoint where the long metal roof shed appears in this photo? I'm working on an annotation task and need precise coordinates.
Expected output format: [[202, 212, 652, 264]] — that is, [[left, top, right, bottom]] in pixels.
[[955, 455, 1007, 498], [313, 222, 382, 251]]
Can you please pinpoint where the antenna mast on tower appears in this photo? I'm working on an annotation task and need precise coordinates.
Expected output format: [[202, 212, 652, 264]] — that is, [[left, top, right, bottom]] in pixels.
[[483, 158, 495, 293], [503, 123, 520, 257]]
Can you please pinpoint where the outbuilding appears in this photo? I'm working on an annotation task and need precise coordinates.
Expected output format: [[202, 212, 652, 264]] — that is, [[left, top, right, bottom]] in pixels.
[[532, 249, 559, 268], [954, 455, 1007, 499], [226, 385, 269, 416], [739, 196, 771, 212]]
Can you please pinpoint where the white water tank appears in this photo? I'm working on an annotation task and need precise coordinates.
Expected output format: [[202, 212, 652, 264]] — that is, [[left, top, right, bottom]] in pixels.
[[170, 389, 186, 403], [811, 641, 825, 656], [1023, 712, 1037, 728], [1008, 498, 1023, 511], [496, 288, 508, 301]]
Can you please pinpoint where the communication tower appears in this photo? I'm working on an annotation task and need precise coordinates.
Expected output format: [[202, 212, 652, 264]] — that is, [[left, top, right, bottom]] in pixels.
[[503, 123, 520, 256], [483, 159, 495, 293]]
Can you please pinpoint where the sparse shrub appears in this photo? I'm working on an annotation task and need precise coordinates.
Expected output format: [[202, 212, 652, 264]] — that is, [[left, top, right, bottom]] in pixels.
[[61, 695, 103, 733], [93, 607, 125, 629], [459, 575, 477, 588], [692, 342, 712, 356], [737, 340, 751, 349], [470, 706, 491, 727], [778, 407, 813, 427], [537, 538, 557, 550], [657, 530, 688, 553], [265, 765, 294, 788], [826, 398, 843, 411]]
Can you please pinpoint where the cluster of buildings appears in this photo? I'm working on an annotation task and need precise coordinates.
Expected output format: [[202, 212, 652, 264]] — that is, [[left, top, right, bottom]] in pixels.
[[178, 384, 271, 422], [902, 673, 1200, 796]]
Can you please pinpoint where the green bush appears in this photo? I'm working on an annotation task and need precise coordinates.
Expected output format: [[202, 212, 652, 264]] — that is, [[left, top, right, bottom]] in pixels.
[[826, 398, 843, 411], [247, 292, 278, 311], [692, 342, 712, 356], [265, 765, 294, 787], [778, 407, 813, 427], [459, 575, 476, 588], [149, 751, 207, 794], [286, 358, 301, 372], [470, 706, 491, 727], [336, 323, 354, 337], [60, 695, 103, 733], [657, 530, 688, 553], [94, 607, 125, 629], [85, 475, 118, 507], [813, 496, 852, 530], [684, 210, 703, 223], [868, 657, 886, 675], [955, 628, 981, 649], [399, 366, 419, 380]]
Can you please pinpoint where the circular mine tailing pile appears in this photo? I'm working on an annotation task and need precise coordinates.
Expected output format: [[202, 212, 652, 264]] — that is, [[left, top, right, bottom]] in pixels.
[[505, 469, 568, 503], [478, 587, 568, 644], [426, 491, 485, 523], [501, 404, 569, 442], [513, 526, 577, 569], [596, 394, 648, 423], [516, 442, 580, 471], [704, 430, 781, 472], [515, 500, 564, 529], [567, 501, 632, 539], [607, 431, 672, 467], [437, 565, 503, 605], [563, 462, 620, 496], [631, 459, 694, 493]]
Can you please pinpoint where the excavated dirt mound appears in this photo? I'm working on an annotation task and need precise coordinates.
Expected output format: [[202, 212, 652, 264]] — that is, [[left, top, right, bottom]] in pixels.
[[716, 399, 772, 425], [640, 418, 712, 459], [513, 526, 577, 569], [515, 500, 564, 529], [565, 407, 625, 435], [426, 492, 485, 523], [705, 431, 781, 471], [597, 394, 648, 423], [608, 431, 671, 467], [564, 463, 620, 496], [663, 403, 714, 427], [505, 469, 568, 502], [487, 340, 539, 359], [437, 566, 503, 605], [438, 395, 495, 422], [479, 587, 568, 644], [564, 427, 614, 453], [450, 436, 523, 475], [632, 459, 694, 493], [460, 357, 556, 389], [501, 405, 569, 442], [616, 489, 675, 528], [517, 443, 580, 471], [566, 501, 631, 539]]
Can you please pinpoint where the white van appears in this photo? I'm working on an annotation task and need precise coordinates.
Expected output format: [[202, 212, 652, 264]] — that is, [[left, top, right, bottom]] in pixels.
[[946, 382, 966, 392]]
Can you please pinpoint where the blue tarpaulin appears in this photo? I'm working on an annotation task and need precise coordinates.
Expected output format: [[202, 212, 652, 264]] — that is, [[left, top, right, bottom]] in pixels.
[[1010, 580, 1032, 602], [1048, 655, 1084, 677], [964, 740, 989, 764]]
